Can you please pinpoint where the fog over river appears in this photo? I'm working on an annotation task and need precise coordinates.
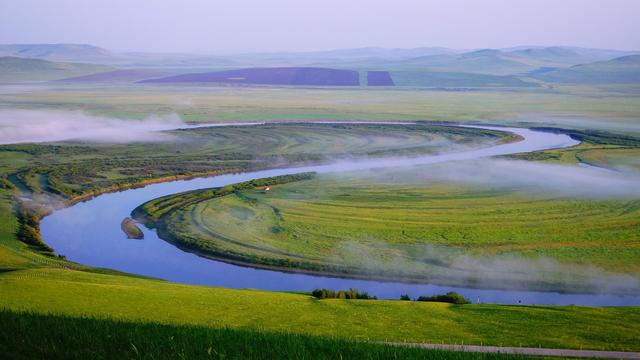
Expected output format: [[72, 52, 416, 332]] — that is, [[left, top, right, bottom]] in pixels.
[[40, 124, 640, 305]]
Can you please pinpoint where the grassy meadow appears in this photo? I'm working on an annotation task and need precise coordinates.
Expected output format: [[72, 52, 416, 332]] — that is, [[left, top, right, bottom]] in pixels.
[[1, 85, 640, 356], [1, 268, 639, 352], [2, 84, 640, 133], [141, 168, 640, 292], [3, 310, 548, 360]]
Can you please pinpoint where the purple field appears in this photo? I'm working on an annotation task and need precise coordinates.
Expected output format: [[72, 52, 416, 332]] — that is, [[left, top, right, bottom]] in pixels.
[[367, 71, 395, 86], [58, 69, 172, 83], [140, 67, 360, 86]]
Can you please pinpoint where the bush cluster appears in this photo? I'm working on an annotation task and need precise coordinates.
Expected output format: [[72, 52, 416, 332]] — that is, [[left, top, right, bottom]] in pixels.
[[415, 292, 470, 304], [15, 208, 53, 253], [311, 288, 377, 300]]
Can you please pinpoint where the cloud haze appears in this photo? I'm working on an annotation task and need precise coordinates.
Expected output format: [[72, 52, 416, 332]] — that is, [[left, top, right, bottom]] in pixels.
[[0, 110, 187, 144], [340, 158, 640, 199], [1, 0, 638, 52]]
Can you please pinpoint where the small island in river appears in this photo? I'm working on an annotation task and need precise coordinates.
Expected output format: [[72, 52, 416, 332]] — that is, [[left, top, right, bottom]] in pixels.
[[121, 217, 144, 239]]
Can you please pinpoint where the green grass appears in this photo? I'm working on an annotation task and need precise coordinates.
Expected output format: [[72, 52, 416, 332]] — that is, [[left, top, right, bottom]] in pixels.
[[0, 123, 501, 198], [146, 170, 639, 291], [1, 87, 640, 355], [0, 309, 561, 360], [1, 268, 639, 352], [4, 84, 640, 133]]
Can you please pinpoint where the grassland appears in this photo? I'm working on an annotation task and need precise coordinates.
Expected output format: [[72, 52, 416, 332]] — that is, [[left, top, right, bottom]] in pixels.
[[0, 123, 502, 198], [1, 268, 639, 352], [137, 169, 640, 292], [1, 85, 640, 356], [4, 310, 545, 360], [3, 84, 640, 134], [0, 123, 502, 271]]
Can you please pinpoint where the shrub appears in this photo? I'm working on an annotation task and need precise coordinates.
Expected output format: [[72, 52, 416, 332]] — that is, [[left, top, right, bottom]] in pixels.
[[311, 288, 377, 300], [416, 292, 470, 305]]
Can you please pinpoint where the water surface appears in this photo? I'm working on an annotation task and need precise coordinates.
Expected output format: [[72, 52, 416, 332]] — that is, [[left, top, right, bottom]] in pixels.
[[41, 125, 640, 305]]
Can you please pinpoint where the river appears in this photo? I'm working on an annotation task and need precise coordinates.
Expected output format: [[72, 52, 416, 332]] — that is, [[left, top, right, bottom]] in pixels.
[[40, 125, 640, 305]]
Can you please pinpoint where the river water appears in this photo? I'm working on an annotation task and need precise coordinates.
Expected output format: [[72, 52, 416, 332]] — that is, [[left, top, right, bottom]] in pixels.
[[40, 125, 640, 305]]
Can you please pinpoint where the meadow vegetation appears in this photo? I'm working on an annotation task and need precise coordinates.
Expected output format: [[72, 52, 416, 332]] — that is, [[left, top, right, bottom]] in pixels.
[[138, 169, 640, 292], [3, 85, 640, 133], [0, 309, 587, 360], [1, 86, 640, 355], [1, 268, 639, 351]]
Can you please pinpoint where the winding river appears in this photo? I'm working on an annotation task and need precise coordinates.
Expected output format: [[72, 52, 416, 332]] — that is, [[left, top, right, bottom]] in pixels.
[[40, 125, 640, 305]]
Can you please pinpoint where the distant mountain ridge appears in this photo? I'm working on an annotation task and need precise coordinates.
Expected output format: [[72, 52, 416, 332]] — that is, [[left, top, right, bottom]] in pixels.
[[1, 43, 638, 85], [1, 43, 637, 69], [531, 54, 640, 84], [0, 56, 112, 82], [0, 44, 114, 63]]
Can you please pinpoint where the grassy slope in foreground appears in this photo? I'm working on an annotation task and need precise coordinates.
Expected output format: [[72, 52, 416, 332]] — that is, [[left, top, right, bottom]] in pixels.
[[1, 268, 639, 352], [136, 170, 640, 292], [1, 310, 542, 360]]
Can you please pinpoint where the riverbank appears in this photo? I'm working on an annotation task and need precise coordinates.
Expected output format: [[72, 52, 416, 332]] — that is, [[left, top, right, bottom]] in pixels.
[[1, 268, 639, 352], [131, 170, 640, 296]]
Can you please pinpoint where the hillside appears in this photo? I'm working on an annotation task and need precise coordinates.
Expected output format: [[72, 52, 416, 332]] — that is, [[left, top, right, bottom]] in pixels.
[[532, 55, 640, 84], [0, 43, 114, 63], [141, 67, 360, 86], [387, 47, 633, 76], [507, 47, 594, 66], [389, 71, 537, 87], [0, 56, 113, 82], [57, 69, 172, 83], [391, 49, 531, 75]]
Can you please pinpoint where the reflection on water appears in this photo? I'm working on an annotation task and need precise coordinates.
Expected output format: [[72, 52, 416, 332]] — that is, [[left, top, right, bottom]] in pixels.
[[41, 126, 640, 305]]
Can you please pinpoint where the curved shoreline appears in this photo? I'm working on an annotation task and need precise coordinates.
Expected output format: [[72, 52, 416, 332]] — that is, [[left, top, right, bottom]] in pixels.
[[39, 124, 637, 305], [132, 171, 635, 295]]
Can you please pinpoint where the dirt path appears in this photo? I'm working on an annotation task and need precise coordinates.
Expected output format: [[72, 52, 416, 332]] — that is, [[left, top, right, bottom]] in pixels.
[[386, 342, 640, 359]]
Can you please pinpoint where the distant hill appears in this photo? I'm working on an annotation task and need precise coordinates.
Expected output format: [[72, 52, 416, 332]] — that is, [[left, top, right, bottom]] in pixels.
[[531, 55, 640, 84], [0, 44, 236, 67], [57, 69, 172, 83], [0, 56, 113, 82], [506, 47, 594, 66], [389, 71, 538, 87], [141, 67, 360, 86], [388, 47, 639, 75], [394, 49, 533, 75], [0, 44, 115, 63], [1, 43, 637, 74]]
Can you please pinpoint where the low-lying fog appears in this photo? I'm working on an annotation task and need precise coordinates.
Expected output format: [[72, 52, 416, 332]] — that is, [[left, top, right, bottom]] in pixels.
[[0, 109, 189, 144], [332, 158, 640, 199]]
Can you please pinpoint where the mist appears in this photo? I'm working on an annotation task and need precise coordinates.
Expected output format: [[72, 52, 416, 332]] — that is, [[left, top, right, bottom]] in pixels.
[[318, 158, 640, 293], [329, 240, 640, 295], [333, 158, 640, 199], [0, 109, 189, 144]]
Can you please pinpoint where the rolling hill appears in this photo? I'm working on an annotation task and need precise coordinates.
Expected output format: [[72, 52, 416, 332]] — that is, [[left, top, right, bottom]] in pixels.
[[507, 47, 594, 66], [384, 49, 533, 75], [0, 56, 113, 82], [386, 47, 636, 76], [140, 67, 360, 86], [389, 71, 538, 87], [57, 69, 172, 83], [0, 44, 115, 63], [531, 55, 640, 84]]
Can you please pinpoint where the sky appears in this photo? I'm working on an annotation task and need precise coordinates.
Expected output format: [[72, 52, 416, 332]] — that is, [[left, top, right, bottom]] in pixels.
[[0, 0, 638, 53]]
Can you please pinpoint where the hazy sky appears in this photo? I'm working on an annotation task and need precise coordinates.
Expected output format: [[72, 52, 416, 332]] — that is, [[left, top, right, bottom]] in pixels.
[[1, 0, 638, 53]]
